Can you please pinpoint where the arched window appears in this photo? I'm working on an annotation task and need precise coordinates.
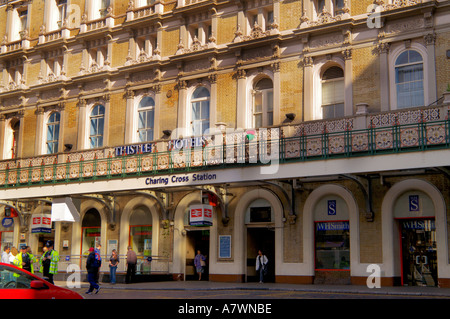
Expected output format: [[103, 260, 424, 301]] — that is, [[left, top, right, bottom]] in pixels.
[[89, 104, 105, 149], [46, 112, 60, 154], [253, 78, 273, 128], [395, 50, 424, 109], [191, 87, 210, 136], [321, 66, 344, 119], [138, 96, 155, 142]]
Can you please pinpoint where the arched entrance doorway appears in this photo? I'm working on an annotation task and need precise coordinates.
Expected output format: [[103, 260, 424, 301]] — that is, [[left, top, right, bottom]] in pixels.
[[395, 191, 437, 286], [245, 198, 275, 283], [381, 179, 449, 287]]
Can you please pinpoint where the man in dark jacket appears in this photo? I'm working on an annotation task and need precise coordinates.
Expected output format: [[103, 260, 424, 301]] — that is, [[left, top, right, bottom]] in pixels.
[[86, 247, 100, 295]]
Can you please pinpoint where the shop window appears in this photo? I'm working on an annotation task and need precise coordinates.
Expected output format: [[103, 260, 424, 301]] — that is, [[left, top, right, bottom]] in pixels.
[[89, 104, 105, 149], [315, 221, 350, 270], [129, 207, 152, 274], [46, 112, 60, 154], [321, 66, 344, 119], [253, 78, 273, 128], [137, 96, 155, 142], [81, 209, 101, 256], [395, 50, 424, 109], [191, 87, 210, 136], [0, 231, 13, 254]]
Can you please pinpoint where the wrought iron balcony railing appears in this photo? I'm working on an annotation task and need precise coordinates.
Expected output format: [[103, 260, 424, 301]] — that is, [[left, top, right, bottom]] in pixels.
[[0, 113, 448, 189]]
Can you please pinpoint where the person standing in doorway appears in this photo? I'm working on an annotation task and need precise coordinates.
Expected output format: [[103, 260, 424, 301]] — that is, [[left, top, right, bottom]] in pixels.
[[255, 250, 268, 283], [86, 247, 100, 295], [109, 249, 119, 284], [126, 246, 137, 284], [194, 250, 207, 281]]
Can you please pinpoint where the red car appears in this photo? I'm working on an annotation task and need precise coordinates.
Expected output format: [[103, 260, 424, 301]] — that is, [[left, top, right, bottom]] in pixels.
[[0, 263, 83, 299]]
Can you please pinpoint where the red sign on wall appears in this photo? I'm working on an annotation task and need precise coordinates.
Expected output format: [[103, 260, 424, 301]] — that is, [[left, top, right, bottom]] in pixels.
[[189, 205, 213, 226]]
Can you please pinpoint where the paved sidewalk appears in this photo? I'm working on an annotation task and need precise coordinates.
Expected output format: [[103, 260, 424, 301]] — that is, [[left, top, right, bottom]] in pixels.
[[54, 280, 450, 298]]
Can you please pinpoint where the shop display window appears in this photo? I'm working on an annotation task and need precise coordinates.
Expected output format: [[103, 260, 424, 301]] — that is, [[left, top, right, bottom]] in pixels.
[[315, 221, 350, 270]]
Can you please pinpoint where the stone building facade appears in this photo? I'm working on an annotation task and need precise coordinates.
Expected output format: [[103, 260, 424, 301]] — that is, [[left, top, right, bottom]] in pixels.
[[0, 0, 450, 287]]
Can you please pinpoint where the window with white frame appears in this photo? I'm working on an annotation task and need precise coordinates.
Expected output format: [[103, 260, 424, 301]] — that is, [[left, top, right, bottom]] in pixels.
[[44, 53, 64, 82], [4, 118, 20, 159], [253, 78, 273, 128], [88, 46, 107, 72], [190, 87, 210, 136], [89, 104, 105, 148], [46, 112, 60, 154], [188, 23, 211, 49], [321, 66, 345, 119], [137, 96, 155, 142], [310, 0, 346, 21], [45, 0, 67, 31], [57, 0, 68, 26], [135, 0, 153, 7], [8, 6, 28, 42], [88, 0, 109, 20], [395, 50, 424, 109], [6, 59, 25, 90], [135, 35, 157, 62]]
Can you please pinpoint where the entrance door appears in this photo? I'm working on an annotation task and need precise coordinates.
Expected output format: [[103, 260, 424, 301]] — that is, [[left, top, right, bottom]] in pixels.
[[400, 219, 437, 287], [185, 229, 210, 281], [246, 228, 275, 282]]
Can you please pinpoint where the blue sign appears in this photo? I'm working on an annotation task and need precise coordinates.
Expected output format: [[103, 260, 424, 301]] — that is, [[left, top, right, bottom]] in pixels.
[[327, 200, 337, 216], [1, 217, 14, 228], [409, 195, 420, 212], [219, 235, 231, 259]]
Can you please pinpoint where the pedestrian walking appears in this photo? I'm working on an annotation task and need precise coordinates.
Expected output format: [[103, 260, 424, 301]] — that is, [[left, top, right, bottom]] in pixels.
[[255, 250, 268, 283], [86, 247, 101, 295], [194, 250, 207, 281], [109, 249, 119, 284], [1, 246, 11, 263], [125, 246, 137, 284]]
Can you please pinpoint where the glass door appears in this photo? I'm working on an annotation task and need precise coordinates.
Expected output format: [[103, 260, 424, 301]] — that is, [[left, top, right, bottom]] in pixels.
[[400, 219, 437, 286]]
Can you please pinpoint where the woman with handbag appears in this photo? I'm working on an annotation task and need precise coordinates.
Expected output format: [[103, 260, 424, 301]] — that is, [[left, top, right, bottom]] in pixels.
[[194, 250, 207, 281], [256, 250, 268, 283]]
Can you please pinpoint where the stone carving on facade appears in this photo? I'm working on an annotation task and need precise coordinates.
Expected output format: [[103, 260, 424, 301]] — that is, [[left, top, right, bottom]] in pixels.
[[376, 0, 423, 11], [233, 20, 279, 43], [175, 34, 217, 55], [300, 4, 350, 29]]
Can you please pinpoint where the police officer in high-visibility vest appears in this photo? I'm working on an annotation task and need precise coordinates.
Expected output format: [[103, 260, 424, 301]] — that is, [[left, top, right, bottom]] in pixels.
[[13, 246, 36, 274], [40, 241, 59, 285]]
